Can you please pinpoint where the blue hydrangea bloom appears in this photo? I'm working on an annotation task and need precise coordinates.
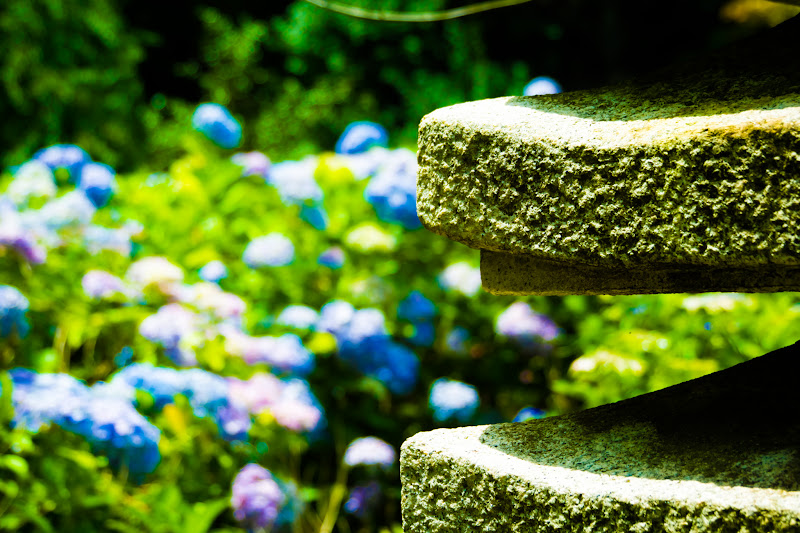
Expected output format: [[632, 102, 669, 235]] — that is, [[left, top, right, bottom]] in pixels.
[[407, 321, 435, 348], [191, 103, 242, 149], [198, 260, 228, 283], [429, 378, 480, 423], [243, 233, 295, 268], [9, 369, 88, 431], [231, 464, 287, 531], [445, 327, 470, 354], [78, 162, 116, 208], [0, 285, 30, 338], [364, 148, 421, 229], [343, 436, 396, 468], [513, 406, 547, 422], [335, 121, 389, 154], [317, 246, 345, 269], [300, 204, 329, 230], [33, 144, 90, 179], [523, 76, 562, 96], [276, 305, 319, 330], [397, 291, 437, 321], [344, 481, 381, 518]]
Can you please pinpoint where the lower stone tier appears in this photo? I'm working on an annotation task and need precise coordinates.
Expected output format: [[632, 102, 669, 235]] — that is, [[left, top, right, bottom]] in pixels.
[[401, 341, 800, 532]]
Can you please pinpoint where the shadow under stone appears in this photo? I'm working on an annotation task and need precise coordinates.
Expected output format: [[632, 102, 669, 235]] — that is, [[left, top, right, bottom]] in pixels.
[[480, 340, 800, 491]]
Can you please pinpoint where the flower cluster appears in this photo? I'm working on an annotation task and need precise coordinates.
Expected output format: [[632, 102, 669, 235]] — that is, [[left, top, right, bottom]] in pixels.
[[397, 290, 437, 347], [228, 373, 326, 433], [495, 302, 559, 349], [343, 436, 396, 469], [428, 378, 480, 423], [0, 285, 30, 338], [231, 464, 287, 531], [192, 103, 242, 149]]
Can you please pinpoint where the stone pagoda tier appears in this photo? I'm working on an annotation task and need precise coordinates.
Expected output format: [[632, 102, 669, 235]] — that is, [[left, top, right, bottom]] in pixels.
[[401, 15, 800, 533]]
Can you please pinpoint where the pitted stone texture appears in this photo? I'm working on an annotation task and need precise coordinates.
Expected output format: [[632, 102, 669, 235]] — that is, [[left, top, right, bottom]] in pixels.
[[401, 342, 800, 532], [416, 17, 800, 294]]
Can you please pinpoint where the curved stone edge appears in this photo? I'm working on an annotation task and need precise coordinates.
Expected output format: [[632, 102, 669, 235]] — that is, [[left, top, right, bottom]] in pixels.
[[480, 250, 800, 295], [400, 425, 800, 533]]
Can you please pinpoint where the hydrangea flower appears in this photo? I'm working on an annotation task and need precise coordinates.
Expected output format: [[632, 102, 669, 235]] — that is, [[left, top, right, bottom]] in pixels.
[[406, 321, 435, 347], [316, 300, 356, 336], [513, 407, 547, 422], [397, 291, 437, 321], [78, 162, 116, 208], [82, 224, 137, 256], [37, 190, 96, 230], [225, 331, 315, 376], [523, 76, 562, 96], [344, 223, 397, 252], [191, 103, 242, 149], [0, 285, 30, 338], [364, 148, 421, 229], [126, 256, 184, 290], [7, 160, 57, 205], [438, 262, 482, 297], [82, 270, 128, 300], [33, 144, 90, 179], [495, 302, 559, 347], [266, 158, 323, 206], [276, 305, 319, 330], [335, 121, 389, 154], [344, 481, 381, 518], [198, 260, 228, 283], [429, 378, 480, 423], [0, 200, 47, 264], [9, 369, 86, 431], [139, 304, 201, 366], [299, 204, 328, 230], [343, 436, 396, 468], [231, 464, 287, 531], [317, 246, 345, 269], [336, 146, 390, 180], [243, 233, 295, 268], [445, 327, 470, 354], [227, 373, 325, 433], [174, 282, 246, 323], [232, 151, 271, 178]]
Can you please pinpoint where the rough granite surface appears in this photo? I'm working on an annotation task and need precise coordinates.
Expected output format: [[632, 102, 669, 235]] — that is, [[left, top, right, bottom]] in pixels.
[[416, 17, 800, 283], [401, 342, 800, 532]]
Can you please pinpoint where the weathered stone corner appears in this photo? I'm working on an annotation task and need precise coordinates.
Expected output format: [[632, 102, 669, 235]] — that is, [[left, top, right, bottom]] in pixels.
[[401, 342, 800, 532], [416, 16, 800, 295]]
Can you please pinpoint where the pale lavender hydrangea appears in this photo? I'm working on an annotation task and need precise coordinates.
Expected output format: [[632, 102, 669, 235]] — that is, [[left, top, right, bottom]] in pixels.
[[243, 233, 295, 268], [6, 160, 57, 205], [0, 200, 46, 263], [198, 260, 227, 283], [495, 302, 559, 346], [523, 76, 562, 96], [126, 256, 184, 289], [138, 304, 201, 366], [276, 305, 319, 330], [82, 270, 128, 300], [37, 190, 96, 230], [266, 158, 323, 206], [225, 331, 314, 376], [232, 151, 271, 178], [343, 436, 396, 468], [317, 246, 345, 269]]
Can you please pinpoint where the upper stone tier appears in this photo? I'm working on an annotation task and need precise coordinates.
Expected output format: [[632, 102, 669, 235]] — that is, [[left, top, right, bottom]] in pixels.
[[416, 17, 800, 295]]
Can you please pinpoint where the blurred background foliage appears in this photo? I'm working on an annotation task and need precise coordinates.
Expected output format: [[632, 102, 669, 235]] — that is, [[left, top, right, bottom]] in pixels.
[[2, 0, 797, 170]]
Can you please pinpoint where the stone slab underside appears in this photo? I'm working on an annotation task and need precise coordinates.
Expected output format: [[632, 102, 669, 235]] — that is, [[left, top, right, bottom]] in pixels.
[[416, 17, 800, 294], [401, 342, 800, 532]]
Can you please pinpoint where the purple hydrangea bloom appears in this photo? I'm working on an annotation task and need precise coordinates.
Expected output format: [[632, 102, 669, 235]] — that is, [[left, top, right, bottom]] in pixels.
[[397, 291, 437, 321], [513, 406, 547, 422], [344, 436, 396, 468], [33, 144, 90, 179], [335, 121, 389, 155], [344, 481, 381, 518], [495, 302, 559, 347], [82, 270, 128, 300], [317, 246, 345, 269], [243, 233, 295, 268], [231, 464, 286, 531], [0, 285, 30, 338], [78, 162, 116, 208], [232, 151, 271, 178], [191, 103, 242, 149], [198, 260, 228, 283], [364, 148, 420, 229], [267, 158, 323, 206], [445, 327, 470, 354], [523, 76, 562, 96], [228, 374, 325, 433], [429, 378, 480, 423], [438, 262, 482, 297], [276, 305, 319, 330]]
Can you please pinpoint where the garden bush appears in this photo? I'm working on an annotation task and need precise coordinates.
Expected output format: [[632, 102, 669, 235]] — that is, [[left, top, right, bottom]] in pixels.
[[1, 105, 798, 532]]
